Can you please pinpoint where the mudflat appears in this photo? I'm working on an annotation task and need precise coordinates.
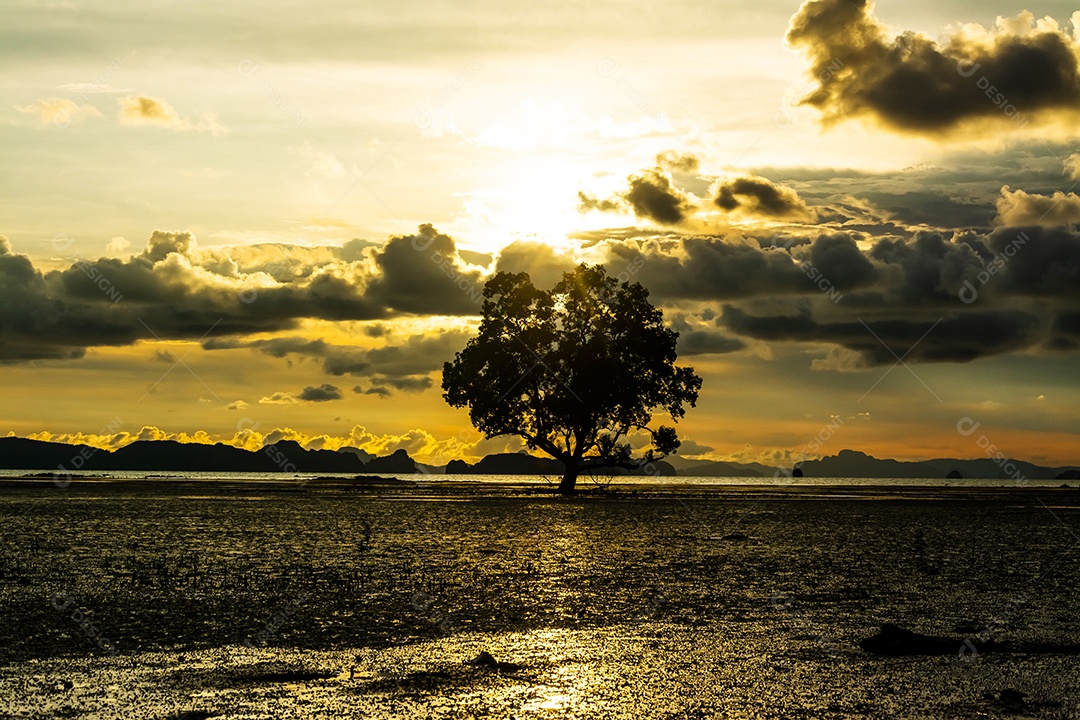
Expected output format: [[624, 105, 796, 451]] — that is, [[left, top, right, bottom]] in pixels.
[[1, 479, 1077, 718]]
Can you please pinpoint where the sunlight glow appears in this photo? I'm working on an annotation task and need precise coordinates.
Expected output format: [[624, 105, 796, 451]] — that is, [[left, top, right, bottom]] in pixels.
[[450, 153, 594, 254]]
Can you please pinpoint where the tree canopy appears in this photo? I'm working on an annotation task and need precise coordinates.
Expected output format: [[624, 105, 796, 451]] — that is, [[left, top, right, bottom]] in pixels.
[[442, 263, 702, 495]]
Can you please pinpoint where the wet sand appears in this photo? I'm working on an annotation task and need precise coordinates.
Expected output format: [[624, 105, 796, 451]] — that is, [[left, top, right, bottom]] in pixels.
[[1, 480, 1078, 718]]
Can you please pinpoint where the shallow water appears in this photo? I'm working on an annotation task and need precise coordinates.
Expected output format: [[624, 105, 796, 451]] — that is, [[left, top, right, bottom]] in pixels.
[[1, 481, 1078, 718]]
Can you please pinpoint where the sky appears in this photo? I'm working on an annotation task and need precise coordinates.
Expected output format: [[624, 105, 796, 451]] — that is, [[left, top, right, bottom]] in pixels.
[[2, 0, 1079, 468]]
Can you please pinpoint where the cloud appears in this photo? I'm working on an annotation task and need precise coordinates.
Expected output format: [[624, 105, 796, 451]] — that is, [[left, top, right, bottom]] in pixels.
[[370, 376, 433, 392], [995, 186, 1080, 226], [325, 332, 468, 383], [1067, 154, 1080, 180], [118, 95, 224, 134], [580, 167, 697, 225], [26, 422, 496, 466], [0, 235, 11, 255], [368, 224, 486, 314], [804, 233, 878, 289], [1050, 311, 1080, 349], [354, 385, 392, 398], [676, 330, 746, 355], [17, 97, 101, 126], [712, 176, 815, 220], [721, 305, 1041, 366], [598, 233, 857, 301], [294, 141, 361, 179], [982, 225, 1080, 296], [577, 191, 623, 214], [227, 400, 249, 410], [56, 83, 131, 94], [494, 241, 578, 289], [0, 225, 488, 362], [623, 168, 697, 224], [673, 437, 715, 456], [105, 236, 131, 255], [298, 383, 343, 402], [5, 214, 1080, 369], [118, 95, 181, 125], [787, 0, 1080, 134], [655, 150, 700, 173], [592, 225, 1080, 364], [582, 161, 819, 226], [141, 229, 197, 262], [203, 330, 469, 392], [259, 392, 298, 405]]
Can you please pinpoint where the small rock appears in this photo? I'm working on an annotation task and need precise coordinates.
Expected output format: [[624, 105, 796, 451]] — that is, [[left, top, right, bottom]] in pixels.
[[467, 650, 520, 672], [999, 688, 1026, 710]]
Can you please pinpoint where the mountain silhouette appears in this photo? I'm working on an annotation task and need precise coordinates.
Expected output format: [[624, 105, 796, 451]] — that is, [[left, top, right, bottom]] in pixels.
[[0, 437, 412, 474], [0, 439, 1075, 479], [445, 452, 675, 477]]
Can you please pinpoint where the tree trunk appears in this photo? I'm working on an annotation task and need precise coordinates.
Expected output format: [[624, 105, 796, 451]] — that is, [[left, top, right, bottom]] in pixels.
[[558, 462, 579, 496]]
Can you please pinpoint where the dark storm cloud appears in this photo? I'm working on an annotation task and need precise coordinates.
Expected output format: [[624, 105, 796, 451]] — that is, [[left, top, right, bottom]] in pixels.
[[0, 249, 129, 361], [787, 0, 1080, 134], [856, 191, 995, 230], [806, 233, 877, 289], [579, 221, 1080, 364], [298, 383, 343, 402], [667, 311, 746, 355], [0, 225, 484, 361], [368, 224, 485, 314], [623, 168, 696, 225], [867, 232, 979, 304], [984, 225, 1080, 296], [752, 143, 1080, 233], [346, 332, 471, 377], [867, 226, 1080, 303], [599, 232, 877, 301], [712, 176, 815, 220], [721, 306, 1041, 365], [676, 330, 746, 356], [1050, 311, 1080, 349], [582, 161, 818, 225], [6, 215, 1080, 368]]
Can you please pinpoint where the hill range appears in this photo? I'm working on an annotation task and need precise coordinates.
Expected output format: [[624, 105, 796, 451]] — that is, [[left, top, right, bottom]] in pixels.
[[0, 438, 1076, 480]]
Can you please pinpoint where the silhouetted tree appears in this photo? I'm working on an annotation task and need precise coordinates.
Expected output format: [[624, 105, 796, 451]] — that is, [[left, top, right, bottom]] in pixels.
[[442, 264, 702, 495]]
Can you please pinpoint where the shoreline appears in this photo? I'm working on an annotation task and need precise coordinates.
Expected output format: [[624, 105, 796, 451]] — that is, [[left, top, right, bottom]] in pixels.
[[0, 475, 1077, 502]]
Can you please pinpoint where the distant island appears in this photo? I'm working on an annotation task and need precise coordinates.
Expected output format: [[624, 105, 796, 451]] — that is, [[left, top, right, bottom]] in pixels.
[[0, 438, 1076, 480]]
